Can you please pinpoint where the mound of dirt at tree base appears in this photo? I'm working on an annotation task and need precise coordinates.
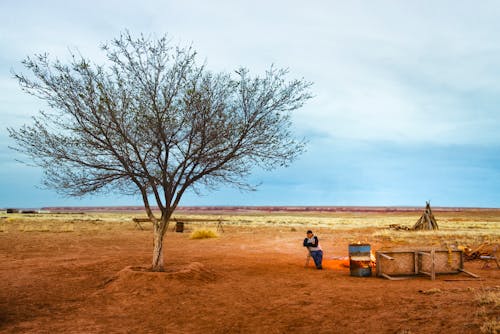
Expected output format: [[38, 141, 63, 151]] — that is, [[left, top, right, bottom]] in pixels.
[[101, 262, 217, 294]]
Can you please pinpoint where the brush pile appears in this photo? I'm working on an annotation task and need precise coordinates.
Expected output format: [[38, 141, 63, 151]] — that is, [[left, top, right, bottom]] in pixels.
[[387, 202, 439, 231], [413, 201, 439, 230], [388, 224, 411, 231], [462, 243, 497, 261]]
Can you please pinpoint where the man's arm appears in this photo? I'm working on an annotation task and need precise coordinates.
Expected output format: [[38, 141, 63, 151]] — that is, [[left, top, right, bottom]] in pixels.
[[308, 236, 319, 247], [303, 237, 319, 247]]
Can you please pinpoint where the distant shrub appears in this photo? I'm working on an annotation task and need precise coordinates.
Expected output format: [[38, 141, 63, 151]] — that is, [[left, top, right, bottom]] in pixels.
[[190, 229, 218, 239]]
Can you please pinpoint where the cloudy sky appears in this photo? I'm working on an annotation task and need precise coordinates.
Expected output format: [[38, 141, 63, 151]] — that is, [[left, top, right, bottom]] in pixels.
[[1, 1, 500, 208]]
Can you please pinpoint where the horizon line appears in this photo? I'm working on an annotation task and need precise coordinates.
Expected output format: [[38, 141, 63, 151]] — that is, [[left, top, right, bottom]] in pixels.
[[3, 205, 500, 212]]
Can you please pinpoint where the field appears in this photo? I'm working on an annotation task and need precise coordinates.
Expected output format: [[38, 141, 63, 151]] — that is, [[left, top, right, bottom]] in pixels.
[[0, 208, 499, 333]]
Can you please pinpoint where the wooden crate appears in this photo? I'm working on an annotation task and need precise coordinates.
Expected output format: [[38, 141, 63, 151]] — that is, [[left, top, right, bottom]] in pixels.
[[376, 250, 418, 280], [418, 249, 464, 276], [376, 248, 477, 280]]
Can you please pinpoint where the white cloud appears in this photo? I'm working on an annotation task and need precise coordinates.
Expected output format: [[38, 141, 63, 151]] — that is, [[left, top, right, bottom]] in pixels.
[[3, 0, 500, 145]]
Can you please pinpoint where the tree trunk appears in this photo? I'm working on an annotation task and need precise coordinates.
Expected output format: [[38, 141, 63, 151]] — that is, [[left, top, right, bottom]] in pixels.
[[152, 224, 165, 272]]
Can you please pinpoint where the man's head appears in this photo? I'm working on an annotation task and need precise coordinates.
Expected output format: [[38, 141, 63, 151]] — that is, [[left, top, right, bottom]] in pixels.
[[306, 230, 313, 237]]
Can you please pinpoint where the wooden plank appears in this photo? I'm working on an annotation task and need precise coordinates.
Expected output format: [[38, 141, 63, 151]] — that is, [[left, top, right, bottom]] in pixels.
[[377, 250, 420, 254], [379, 253, 395, 260], [460, 250, 464, 269], [414, 252, 418, 275], [376, 253, 380, 277], [133, 217, 151, 222], [132, 218, 145, 230], [431, 249, 436, 281], [418, 251, 431, 256], [458, 268, 480, 278], [381, 273, 412, 280]]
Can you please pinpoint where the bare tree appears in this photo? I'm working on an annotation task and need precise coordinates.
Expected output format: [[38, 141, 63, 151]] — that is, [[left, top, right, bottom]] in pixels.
[[8, 32, 312, 271]]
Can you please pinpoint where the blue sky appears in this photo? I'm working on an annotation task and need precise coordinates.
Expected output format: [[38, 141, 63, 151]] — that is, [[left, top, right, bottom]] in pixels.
[[1, 1, 500, 208]]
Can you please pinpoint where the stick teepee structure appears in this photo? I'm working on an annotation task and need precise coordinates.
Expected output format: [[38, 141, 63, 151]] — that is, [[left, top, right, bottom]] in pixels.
[[413, 201, 439, 230]]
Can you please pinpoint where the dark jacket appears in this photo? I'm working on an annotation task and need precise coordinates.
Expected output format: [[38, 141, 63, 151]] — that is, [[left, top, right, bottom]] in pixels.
[[303, 236, 319, 248]]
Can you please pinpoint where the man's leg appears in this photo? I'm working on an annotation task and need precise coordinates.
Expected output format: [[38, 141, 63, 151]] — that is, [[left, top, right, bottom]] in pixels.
[[316, 250, 323, 269], [311, 251, 323, 269]]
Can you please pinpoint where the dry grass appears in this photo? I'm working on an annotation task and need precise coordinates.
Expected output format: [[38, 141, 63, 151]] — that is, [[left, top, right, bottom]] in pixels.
[[474, 288, 500, 334], [0, 212, 140, 233], [419, 288, 442, 295], [371, 229, 497, 246], [476, 290, 500, 308], [190, 229, 218, 239], [395, 330, 412, 334], [19, 224, 51, 232], [480, 319, 499, 334], [0, 210, 498, 247]]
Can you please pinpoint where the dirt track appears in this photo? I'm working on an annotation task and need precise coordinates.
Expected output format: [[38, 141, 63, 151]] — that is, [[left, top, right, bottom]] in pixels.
[[0, 222, 498, 333]]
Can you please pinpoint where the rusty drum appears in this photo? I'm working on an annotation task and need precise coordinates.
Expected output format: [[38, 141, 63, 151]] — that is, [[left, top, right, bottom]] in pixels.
[[349, 244, 372, 277], [175, 221, 184, 233]]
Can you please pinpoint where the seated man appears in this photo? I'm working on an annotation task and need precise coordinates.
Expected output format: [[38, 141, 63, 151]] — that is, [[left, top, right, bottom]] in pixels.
[[303, 230, 323, 269]]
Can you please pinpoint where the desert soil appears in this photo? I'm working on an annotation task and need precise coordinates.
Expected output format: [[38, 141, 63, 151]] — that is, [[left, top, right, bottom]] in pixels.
[[0, 214, 498, 334]]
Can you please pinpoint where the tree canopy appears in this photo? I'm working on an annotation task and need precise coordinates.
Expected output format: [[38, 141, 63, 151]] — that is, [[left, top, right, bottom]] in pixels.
[[9, 32, 313, 270]]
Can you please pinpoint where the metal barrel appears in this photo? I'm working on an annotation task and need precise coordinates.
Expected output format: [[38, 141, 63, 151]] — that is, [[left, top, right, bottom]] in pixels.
[[349, 244, 372, 277]]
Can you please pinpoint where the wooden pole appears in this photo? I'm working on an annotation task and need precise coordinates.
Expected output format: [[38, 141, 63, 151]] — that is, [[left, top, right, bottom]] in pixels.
[[431, 249, 436, 280]]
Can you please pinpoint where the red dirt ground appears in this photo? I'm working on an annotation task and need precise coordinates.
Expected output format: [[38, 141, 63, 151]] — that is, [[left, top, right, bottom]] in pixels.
[[0, 224, 498, 333]]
